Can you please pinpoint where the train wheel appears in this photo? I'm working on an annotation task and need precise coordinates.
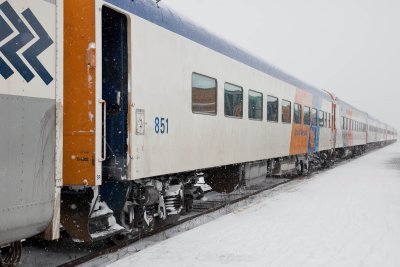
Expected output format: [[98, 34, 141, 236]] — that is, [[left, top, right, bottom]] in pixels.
[[0, 241, 22, 267], [120, 201, 135, 230], [296, 160, 305, 176]]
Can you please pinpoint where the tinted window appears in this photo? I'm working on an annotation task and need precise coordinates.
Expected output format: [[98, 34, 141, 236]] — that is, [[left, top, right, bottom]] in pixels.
[[248, 90, 263, 120], [311, 108, 317, 126], [294, 103, 301, 124], [267, 96, 279, 122], [224, 83, 243, 118], [282, 100, 291, 123], [328, 113, 331, 128], [304, 106, 310, 125], [192, 73, 217, 114], [318, 110, 324, 127]]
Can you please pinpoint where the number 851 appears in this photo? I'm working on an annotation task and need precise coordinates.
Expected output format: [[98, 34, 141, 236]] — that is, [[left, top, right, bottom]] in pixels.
[[155, 117, 169, 134]]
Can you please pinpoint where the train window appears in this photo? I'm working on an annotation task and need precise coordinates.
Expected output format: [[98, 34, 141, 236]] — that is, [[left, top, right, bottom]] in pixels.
[[224, 82, 243, 118], [304, 106, 311, 125], [318, 110, 324, 127], [281, 100, 291, 123], [328, 113, 331, 128], [311, 108, 317, 126], [267, 96, 279, 122], [324, 112, 328, 127], [192, 73, 217, 114], [327, 113, 330, 127], [248, 90, 263, 120], [294, 103, 301, 124]]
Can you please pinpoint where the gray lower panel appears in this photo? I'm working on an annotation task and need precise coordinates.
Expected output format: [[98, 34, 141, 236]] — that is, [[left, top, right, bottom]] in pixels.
[[0, 94, 56, 245]]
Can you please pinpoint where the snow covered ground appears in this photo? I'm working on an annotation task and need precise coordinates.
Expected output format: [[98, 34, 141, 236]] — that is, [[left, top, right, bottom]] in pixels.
[[107, 143, 400, 267]]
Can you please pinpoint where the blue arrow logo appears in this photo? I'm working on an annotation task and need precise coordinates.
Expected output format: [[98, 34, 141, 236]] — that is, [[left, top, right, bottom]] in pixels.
[[0, 1, 54, 85], [0, 12, 14, 79]]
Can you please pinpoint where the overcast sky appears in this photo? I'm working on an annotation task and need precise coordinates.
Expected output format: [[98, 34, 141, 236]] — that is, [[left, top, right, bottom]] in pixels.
[[163, 0, 399, 130]]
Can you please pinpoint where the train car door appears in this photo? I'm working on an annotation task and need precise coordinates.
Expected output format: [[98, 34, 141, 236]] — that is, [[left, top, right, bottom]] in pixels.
[[102, 6, 129, 180]]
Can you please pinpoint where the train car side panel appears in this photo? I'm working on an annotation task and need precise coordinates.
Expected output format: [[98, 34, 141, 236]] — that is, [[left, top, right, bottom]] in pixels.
[[0, 0, 58, 245], [126, 13, 295, 179]]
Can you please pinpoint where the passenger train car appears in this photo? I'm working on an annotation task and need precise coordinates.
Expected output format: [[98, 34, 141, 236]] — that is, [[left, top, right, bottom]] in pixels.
[[0, 0, 397, 263]]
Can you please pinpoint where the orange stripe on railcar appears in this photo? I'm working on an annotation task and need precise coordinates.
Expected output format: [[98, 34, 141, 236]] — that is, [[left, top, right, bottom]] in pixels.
[[290, 89, 312, 155], [63, 0, 97, 186]]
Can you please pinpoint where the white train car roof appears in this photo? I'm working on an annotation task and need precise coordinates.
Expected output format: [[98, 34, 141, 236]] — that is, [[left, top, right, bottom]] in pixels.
[[335, 97, 367, 118], [105, 0, 330, 100], [336, 98, 388, 128]]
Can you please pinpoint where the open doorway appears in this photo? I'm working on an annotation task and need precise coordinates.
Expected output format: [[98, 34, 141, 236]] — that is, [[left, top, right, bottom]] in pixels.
[[102, 6, 128, 180]]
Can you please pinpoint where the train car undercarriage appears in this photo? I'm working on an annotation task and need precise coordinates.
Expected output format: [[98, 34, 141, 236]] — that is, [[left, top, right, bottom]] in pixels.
[[57, 141, 393, 243]]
